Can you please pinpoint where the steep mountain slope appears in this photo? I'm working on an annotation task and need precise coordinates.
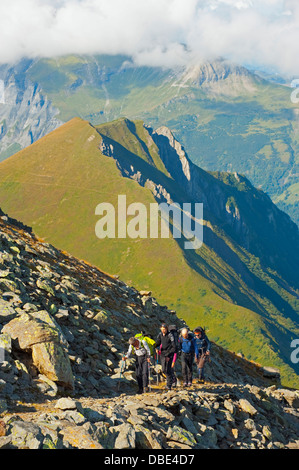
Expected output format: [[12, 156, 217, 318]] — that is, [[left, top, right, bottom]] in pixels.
[[1, 209, 298, 450], [0, 117, 298, 387], [0, 55, 298, 225]]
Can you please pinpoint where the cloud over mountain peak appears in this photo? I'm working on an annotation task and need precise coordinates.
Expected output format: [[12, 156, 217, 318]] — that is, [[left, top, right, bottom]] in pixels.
[[0, 0, 298, 75]]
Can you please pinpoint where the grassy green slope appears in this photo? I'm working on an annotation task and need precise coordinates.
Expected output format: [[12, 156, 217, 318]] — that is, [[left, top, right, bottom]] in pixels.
[[0, 117, 298, 387]]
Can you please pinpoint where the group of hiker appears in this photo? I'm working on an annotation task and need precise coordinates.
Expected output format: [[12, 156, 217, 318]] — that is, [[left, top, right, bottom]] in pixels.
[[122, 323, 211, 394]]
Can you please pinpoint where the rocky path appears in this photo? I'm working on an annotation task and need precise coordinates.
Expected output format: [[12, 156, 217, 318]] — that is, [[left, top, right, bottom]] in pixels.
[[1, 380, 299, 449]]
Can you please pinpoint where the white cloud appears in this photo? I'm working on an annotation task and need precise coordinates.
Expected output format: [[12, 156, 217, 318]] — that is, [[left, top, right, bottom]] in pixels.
[[0, 0, 298, 75]]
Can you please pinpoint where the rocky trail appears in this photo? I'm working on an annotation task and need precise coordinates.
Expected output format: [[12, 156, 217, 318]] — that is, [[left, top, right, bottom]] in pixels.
[[1, 380, 299, 450], [0, 210, 298, 450]]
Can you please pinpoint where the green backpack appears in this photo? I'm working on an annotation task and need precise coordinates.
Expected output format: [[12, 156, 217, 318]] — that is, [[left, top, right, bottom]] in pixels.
[[134, 333, 156, 356]]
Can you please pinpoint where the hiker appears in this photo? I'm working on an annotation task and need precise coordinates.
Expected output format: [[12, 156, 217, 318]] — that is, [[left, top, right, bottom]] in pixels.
[[123, 337, 151, 394], [179, 328, 199, 387], [155, 323, 176, 390], [169, 325, 180, 388], [193, 327, 211, 383]]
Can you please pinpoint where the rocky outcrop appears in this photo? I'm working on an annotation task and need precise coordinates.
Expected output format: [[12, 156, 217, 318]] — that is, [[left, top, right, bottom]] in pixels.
[[153, 126, 191, 182], [3, 311, 74, 389]]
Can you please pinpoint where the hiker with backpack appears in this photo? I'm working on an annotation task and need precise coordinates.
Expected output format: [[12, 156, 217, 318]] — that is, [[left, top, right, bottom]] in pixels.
[[122, 336, 151, 394], [193, 327, 211, 383], [168, 325, 180, 388], [179, 328, 199, 387], [155, 323, 177, 391]]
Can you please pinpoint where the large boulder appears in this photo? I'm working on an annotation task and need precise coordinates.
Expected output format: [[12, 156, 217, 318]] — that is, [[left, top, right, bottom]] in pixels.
[[2, 311, 62, 349], [2, 311, 74, 389], [31, 341, 73, 388]]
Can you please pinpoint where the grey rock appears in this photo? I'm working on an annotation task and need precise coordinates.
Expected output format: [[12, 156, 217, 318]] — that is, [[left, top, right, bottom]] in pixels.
[[135, 424, 164, 449], [239, 398, 258, 416], [166, 425, 197, 447], [0, 300, 16, 323], [82, 408, 106, 423], [244, 418, 256, 431], [10, 421, 44, 449], [262, 367, 280, 379], [62, 410, 86, 425], [55, 397, 77, 411], [90, 421, 116, 449], [262, 425, 272, 440], [223, 399, 235, 415], [196, 426, 218, 449], [37, 374, 58, 396], [275, 389, 299, 408], [114, 423, 136, 449], [0, 434, 12, 449]]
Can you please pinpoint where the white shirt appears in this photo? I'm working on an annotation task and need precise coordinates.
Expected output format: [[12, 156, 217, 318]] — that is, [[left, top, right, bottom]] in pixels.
[[126, 339, 151, 358]]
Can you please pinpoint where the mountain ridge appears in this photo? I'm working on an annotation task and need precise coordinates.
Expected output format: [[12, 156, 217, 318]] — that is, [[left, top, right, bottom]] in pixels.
[[97, 118, 299, 288]]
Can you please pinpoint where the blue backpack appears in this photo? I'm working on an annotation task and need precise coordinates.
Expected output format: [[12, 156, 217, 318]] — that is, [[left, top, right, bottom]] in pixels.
[[179, 333, 195, 354]]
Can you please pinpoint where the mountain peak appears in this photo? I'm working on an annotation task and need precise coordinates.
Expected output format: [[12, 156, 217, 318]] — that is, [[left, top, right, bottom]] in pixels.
[[174, 59, 257, 88]]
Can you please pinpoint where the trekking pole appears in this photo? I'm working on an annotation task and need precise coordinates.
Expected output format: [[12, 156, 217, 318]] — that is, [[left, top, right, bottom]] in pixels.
[[117, 358, 125, 391], [156, 352, 159, 385], [148, 359, 152, 392]]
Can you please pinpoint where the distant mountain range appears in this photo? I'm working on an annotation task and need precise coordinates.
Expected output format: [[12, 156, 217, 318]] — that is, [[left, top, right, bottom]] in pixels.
[[0, 59, 62, 160], [0, 116, 298, 387], [0, 55, 298, 226]]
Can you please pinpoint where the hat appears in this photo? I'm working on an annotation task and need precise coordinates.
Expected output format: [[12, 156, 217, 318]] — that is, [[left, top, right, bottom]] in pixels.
[[193, 326, 204, 334], [129, 337, 137, 344]]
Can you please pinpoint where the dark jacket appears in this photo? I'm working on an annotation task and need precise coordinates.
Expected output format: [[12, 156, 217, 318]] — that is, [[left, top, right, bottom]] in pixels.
[[155, 331, 176, 357]]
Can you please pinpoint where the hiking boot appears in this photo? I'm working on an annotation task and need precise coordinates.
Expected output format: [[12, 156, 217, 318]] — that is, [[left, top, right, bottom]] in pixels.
[[137, 389, 143, 394], [188, 382, 192, 387], [183, 383, 188, 387]]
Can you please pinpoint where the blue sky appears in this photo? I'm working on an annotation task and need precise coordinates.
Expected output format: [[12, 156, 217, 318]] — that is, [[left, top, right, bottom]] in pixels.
[[0, 0, 298, 75]]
